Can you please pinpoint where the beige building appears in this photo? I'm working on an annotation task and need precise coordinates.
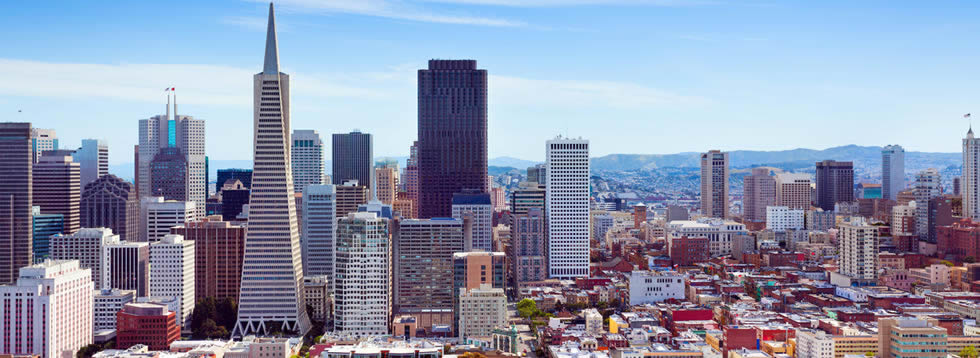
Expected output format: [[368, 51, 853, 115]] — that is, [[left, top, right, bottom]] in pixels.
[[838, 218, 879, 281], [700, 150, 729, 219], [336, 180, 370, 217], [878, 318, 947, 358], [375, 167, 397, 205], [776, 173, 812, 210], [458, 283, 507, 340]]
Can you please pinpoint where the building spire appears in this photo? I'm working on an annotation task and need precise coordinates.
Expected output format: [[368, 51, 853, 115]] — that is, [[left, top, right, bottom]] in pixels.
[[263, 2, 280, 75]]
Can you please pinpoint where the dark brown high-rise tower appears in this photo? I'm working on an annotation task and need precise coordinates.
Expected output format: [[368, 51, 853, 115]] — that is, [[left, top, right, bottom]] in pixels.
[[0, 123, 32, 284], [417, 60, 488, 218]]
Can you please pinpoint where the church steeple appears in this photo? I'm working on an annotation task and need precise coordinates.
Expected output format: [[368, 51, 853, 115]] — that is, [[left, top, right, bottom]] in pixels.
[[263, 2, 280, 75]]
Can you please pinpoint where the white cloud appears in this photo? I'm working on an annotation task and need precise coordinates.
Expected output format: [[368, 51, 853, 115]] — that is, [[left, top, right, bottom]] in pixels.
[[257, 0, 524, 27], [220, 16, 273, 31], [491, 75, 707, 109], [422, 0, 714, 6]]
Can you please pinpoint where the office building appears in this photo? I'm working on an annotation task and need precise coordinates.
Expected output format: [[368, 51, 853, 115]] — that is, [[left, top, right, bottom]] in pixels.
[[546, 136, 590, 279], [0, 123, 33, 284], [141, 197, 195, 242], [878, 318, 947, 358], [666, 219, 749, 257], [73, 139, 109, 188], [94, 288, 135, 332], [393, 193, 415, 219], [301, 185, 336, 292], [512, 208, 547, 288], [458, 284, 507, 341], [966, 128, 980, 220], [766, 206, 805, 232], [291, 129, 325, 194], [417, 60, 488, 219], [33, 150, 80, 235], [336, 180, 369, 216], [775, 173, 812, 210], [928, 195, 954, 244], [138, 93, 206, 212], [116, 303, 180, 351], [700, 150, 729, 218], [403, 141, 420, 218], [452, 191, 492, 252], [914, 169, 942, 242], [218, 179, 250, 221], [304, 275, 330, 323], [81, 174, 139, 241], [815, 160, 854, 211], [392, 217, 465, 329], [32, 206, 63, 263], [334, 212, 390, 337], [628, 271, 685, 305], [148, 146, 188, 201], [149, 234, 195, 329], [233, 5, 310, 337], [0, 260, 93, 358], [106, 241, 149, 296], [838, 218, 879, 281], [856, 183, 882, 199], [511, 183, 545, 215], [332, 131, 373, 193], [49, 227, 119, 289], [376, 166, 397, 205], [743, 168, 776, 223], [30, 127, 57, 164], [171, 216, 246, 302], [452, 251, 506, 333], [216, 168, 253, 190]]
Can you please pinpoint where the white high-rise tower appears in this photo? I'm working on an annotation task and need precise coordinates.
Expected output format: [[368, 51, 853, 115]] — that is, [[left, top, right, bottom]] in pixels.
[[137, 93, 205, 213], [882, 145, 905, 201], [291, 129, 326, 194], [965, 128, 980, 220], [233, 2, 310, 337], [546, 136, 590, 279]]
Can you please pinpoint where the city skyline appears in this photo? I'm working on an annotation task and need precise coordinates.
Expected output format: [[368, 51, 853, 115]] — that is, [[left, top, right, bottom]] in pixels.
[[3, 1, 979, 164]]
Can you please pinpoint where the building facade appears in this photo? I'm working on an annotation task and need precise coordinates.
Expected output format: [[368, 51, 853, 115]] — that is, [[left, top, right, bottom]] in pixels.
[[743, 168, 775, 223], [775, 173, 812, 210], [815, 160, 854, 211], [0, 123, 33, 284], [81, 174, 139, 241], [94, 288, 135, 332], [667, 219, 749, 257], [838, 218, 879, 281], [30, 128, 57, 164], [116, 303, 180, 351], [375, 166, 397, 205], [141, 197, 195, 242], [914, 169, 942, 242], [512, 208, 547, 288], [700, 150, 729, 219], [149, 234, 195, 328], [106, 241, 150, 296], [334, 212, 391, 337], [31, 206, 62, 263], [33, 150, 80, 235], [332, 131, 374, 193], [291, 129, 325, 194], [137, 99, 206, 213], [452, 192, 492, 252], [546, 136, 590, 279], [628, 271, 685, 305], [392, 218, 465, 318], [458, 284, 507, 341], [73, 138, 108, 189], [301, 184, 336, 292], [766, 206, 805, 232], [171, 216, 246, 302], [49, 227, 120, 289]]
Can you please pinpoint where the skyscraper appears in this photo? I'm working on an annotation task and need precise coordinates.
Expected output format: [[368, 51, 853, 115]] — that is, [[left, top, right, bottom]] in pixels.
[[452, 191, 492, 252], [882, 145, 905, 201], [301, 184, 336, 293], [171, 216, 245, 303], [417, 60, 488, 219], [233, 3, 310, 337], [73, 139, 109, 188], [914, 168, 942, 242], [838, 218, 878, 281], [404, 141, 419, 218], [512, 208, 547, 289], [140, 197, 195, 242], [138, 96, 205, 213], [391, 217, 465, 333], [149, 234, 195, 329], [105, 241, 150, 296], [743, 168, 776, 223], [33, 150, 80, 235], [149, 147, 188, 201], [775, 173, 812, 210], [335, 180, 369, 217], [0, 123, 33, 284], [815, 160, 854, 211], [546, 136, 590, 279], [334, 212, 390, 337], [700, 150, 729, 219], [375, 166, 397, 205], [964, 128, 980, 220], [332, 131, 374, 194], [31, 206, 62, 263], [29, 128, 57, 164], [291, 129, 325, 194]]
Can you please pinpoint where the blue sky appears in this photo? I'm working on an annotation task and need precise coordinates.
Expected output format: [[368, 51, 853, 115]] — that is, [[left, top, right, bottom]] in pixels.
[[1, 0, 979, 164]]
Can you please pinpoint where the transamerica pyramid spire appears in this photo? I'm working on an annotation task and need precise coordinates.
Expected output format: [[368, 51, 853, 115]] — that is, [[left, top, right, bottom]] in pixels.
[[263, 2, 279, 75]]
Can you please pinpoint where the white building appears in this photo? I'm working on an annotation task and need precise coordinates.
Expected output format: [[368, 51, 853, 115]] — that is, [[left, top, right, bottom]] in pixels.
[[892, 202, 916, 235], [765, 206, 805, 232], [838, 218, 879, 281], [49, 227, 120, 289], [592, 213, 615, 244], [94, 288, 135, 332], [628, 271, 685, 305], [141, 197, 195, 242], [233, 4, 310, 337], [291, 129, 326, 194], [452, 193, 493, 252], [137, 99, 206, 213], [795, 329, 834, 358], [73, 139, 109, 188], [913, 169, 941, 241], [965, 128, 980, 220], [583, 308, 603, 335], [546, 136, 590, 279], [334, 212, 390, 337], [301, 184, 336, 293], [149, 234, 195, 329], [666, 218, 749, 257], [458, 283, 507, 340], [882, 145, 905, 201], [0, 260, 94, 358]]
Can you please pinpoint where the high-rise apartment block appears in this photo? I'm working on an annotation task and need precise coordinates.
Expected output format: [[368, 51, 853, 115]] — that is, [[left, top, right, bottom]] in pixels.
[[452, 191, 492, 252], [417, 60, 488, 219], [838, 218, 879, 281], [105, 241, 150, 296], [334, 212, 390, 337], [882, 145, 905, 201], [301, 185, 336, 292], [0, 123, 33, 284], [815, 160, 854, 211], [49, 227, 120, 289], [914, 169, 942, 242], [700, 150, 729, 219], [234, 3, 310, 336], [511, 208, 547, 288], [291, 129, 325, 194], [171, 216, 246, 302], [965, 128, 980, 220], [392, 218, 465, 325], [81, 174, 139, 241], [776, 173, 812, 210], [149, 234, 195, 328], [138, 98, 205, 213], [141, 197, 195, 242], [0, 260, 93, 358], [332, 131, 374, 193], [73, 139, 108, 188], [546, 136, 590, 279], [743, 168, 776, 223], [33, 150, 80, 235]]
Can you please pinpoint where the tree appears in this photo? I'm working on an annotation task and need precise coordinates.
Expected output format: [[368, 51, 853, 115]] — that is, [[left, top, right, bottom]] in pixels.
[[517, 299, 538, 319], [960, 345, 978, 358], [77, 344, 104, 358]]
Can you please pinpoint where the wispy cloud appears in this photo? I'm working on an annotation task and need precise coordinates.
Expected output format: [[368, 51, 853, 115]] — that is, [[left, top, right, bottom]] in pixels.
[[421, 0, 716, 6], [255, 0, 524, 27], [491, 75, 707, 109], [219, 16, 272, 31]]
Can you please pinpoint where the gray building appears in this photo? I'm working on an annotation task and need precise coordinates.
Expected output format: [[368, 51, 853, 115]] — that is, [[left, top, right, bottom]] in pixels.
[[815, 160, 854, 211], [301, 184, 336, 293], [81, 174, 139, 242], [882, 145, 905, 201], [392, 218, 466, 320], [332, 131, 374, 194], [73, 139, 109, 188]]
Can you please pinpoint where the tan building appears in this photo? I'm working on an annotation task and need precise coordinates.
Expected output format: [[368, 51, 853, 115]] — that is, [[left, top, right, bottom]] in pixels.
[[776, 173, 812, 210], [839, 218, 879, 281], [336, 180, 369, 216], [34, 150, 81, 235], [700, 150, 729, 219], [458, 283, 507, 341], [375, 167, 397, 205], [393, 197, 415, 219], [878, 318, 948, 358]]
